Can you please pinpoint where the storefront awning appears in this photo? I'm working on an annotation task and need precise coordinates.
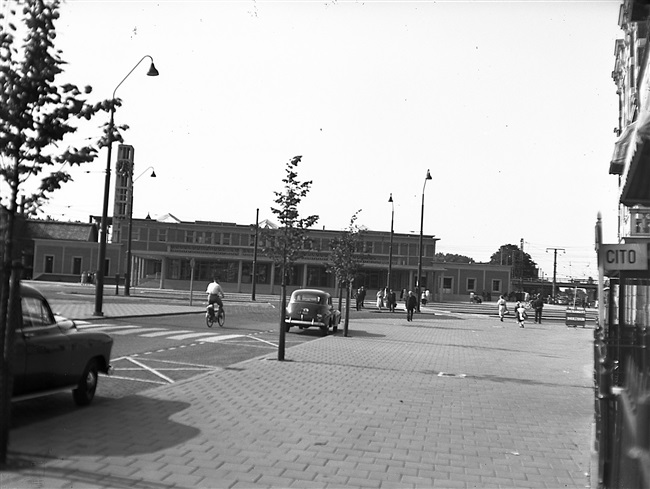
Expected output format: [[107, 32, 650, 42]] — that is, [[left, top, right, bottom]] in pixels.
[[621, 111, 650, 206], [609, 122, 637, 175]]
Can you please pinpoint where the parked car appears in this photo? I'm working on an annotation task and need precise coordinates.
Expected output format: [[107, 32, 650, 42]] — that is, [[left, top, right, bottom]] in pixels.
[[285, 289, 341, 336], [11, 283, 113, 406]]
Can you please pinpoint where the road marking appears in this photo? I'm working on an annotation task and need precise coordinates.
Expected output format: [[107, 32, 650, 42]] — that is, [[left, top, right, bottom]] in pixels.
[[108, 327, 168, 335], [78, 324, 137, 331], [246, 335, 278, 347], [140, 329, 194, 337], [197, 334, 245, 343], [126, 357, 175, 383]]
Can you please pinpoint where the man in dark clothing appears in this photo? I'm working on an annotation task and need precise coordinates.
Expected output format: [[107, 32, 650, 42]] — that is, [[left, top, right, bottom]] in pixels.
[[406, 291, 417, 321], [533, 294, 544, 323]]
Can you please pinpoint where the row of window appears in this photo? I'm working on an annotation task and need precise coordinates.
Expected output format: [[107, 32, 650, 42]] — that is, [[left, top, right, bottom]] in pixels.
[[128, 227, 435, 257], [442, 277, 502, 294]]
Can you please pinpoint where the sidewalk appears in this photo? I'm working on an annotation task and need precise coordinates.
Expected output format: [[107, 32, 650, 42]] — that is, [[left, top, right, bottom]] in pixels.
[[1, 303, 595, 488]]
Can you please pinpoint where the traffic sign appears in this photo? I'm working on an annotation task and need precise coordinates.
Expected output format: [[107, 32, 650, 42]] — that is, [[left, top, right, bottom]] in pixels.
[[598, 244, 648, 271]]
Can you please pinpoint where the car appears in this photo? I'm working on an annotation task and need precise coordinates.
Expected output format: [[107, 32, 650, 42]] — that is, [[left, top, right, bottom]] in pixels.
[[285, 288, 341, 336], [11, 283, 113, 406]]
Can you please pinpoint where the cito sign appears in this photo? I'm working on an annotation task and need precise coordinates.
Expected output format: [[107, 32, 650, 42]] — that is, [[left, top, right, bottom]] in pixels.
[[599, 244, 648, 271]]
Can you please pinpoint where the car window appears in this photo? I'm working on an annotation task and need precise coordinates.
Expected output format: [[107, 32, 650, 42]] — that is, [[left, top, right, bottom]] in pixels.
[[295, 294, 321, 304], [22, 297, 55, 329]]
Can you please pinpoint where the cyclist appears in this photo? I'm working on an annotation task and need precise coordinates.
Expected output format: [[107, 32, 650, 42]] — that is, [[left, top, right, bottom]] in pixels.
[[206, 278, 225, 319]]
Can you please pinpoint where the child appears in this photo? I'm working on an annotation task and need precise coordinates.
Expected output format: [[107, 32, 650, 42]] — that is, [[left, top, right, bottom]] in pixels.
[[515, 302, 527, 328]]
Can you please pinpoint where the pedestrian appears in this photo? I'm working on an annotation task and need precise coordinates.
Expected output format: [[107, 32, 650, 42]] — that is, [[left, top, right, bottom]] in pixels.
[[406, 291, 417, 321], [356, 286, 363, 311], [421, 290, 427, 306], [376, 288, 384, 309], [533, 293, 544, 323], [425, 289, 431, 304], [80, 271, 86, 285], [387, 288, 397, 312], [497, 295, 507, 322], [516, 301, 527, 328], [359, 285, 366, 309]]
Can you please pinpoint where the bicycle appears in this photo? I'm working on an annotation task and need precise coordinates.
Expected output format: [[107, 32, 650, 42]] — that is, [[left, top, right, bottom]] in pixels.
[[205, 303, 225, 328]]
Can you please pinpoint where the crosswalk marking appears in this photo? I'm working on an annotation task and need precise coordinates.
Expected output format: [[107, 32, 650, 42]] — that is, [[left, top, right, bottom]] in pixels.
[[140, 330, 194, 337], [76, 323, 251, 344], [197, 334, 244, 343], [109, 327, 168, 335]]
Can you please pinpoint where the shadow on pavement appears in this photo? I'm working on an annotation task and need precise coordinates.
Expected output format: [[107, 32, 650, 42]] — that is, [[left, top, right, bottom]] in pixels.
[[9, 395, 198, 458]]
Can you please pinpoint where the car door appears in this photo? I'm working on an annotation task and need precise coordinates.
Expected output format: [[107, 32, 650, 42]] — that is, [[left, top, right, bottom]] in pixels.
[[19, 295, 73, 393]]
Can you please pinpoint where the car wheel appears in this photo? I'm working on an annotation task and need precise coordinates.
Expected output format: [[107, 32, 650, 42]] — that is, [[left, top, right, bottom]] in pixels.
[[284, 321, 291, 332], [320, 325, 328, 336], [73, 359, 99, 406]]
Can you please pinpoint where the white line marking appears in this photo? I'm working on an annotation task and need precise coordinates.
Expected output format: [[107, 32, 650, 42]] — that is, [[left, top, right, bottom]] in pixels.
[[126, 357, 175, 383], [166, 332, 230, 340], [108, 327, 168, 335], [77, 325, 136, 331], [197, 334, 245, 343], [105, 375, 167, 385], [246, 335, 278, 347], [140, 330, 193, 337]]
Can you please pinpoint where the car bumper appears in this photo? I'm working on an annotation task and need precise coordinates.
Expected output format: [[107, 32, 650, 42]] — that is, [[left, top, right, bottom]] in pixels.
[[285, 317, 327, 327]]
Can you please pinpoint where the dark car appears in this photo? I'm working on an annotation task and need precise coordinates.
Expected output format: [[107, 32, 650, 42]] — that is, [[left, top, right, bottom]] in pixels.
[[11, 283, 113, 406], [285, 289, 341, 336]]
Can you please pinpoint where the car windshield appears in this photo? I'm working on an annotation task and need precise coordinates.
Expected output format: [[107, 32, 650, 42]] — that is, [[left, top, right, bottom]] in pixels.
[[293, 293, 323, 304]]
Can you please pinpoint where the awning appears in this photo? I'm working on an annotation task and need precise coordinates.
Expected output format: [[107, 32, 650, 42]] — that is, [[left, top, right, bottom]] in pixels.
[[609, 122, 637, 175], [621, 111, 650, 206]]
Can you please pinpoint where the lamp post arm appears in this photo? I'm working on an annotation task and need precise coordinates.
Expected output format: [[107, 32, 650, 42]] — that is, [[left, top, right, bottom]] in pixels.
[[112, 55, 156, 100]]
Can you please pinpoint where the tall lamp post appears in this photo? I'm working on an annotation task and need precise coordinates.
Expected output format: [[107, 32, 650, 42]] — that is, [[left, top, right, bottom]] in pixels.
[[387, 194, 394, 291], [94, 55, 158, 316], [125, 166, 156, 296], [416, 169, 432, 312]]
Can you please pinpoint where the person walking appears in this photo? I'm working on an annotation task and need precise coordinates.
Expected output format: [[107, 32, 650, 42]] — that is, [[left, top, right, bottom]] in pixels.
[[533, 293, 544, 323], [376, 288, 384, 309], [406, 291, 417, 321], [497, 295, 507, 322], [515, 301, 527, 328], [387, 288, 397, 312]]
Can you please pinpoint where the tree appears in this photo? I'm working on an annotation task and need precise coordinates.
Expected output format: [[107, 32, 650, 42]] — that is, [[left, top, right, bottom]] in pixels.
[[0, 0, 111, 466], [262, 155, 318, 361], [433, 252, 475, 263], [489, 244, 538, 279], [328, 210, 365, 337]]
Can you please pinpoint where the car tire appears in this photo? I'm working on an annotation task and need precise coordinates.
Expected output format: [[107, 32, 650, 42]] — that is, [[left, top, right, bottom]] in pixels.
[[320, 325, 328, 336], [73, 359, 99, 406], [284, 322, 291, 332]]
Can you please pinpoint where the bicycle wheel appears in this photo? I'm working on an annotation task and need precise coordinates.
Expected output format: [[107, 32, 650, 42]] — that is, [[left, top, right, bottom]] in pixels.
[[217, 309, 225, 327], [206, 313, 215, 328]]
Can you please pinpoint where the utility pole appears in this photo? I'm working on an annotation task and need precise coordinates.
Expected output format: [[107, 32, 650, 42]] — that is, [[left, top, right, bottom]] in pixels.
[[546, 247, 565, 303]]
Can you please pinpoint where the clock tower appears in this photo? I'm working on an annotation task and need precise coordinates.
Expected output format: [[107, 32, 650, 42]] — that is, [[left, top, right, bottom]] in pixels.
[[112, 144, 135, 244]]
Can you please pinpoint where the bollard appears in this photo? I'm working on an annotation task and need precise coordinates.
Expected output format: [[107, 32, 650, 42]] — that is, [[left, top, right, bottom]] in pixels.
[[115, 274, 119, 295]]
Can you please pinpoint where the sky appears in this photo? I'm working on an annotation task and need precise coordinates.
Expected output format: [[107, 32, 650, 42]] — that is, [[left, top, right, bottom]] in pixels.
[[7, 0, 625, 281]]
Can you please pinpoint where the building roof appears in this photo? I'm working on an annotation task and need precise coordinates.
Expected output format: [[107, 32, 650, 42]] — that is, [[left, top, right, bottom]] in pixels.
[[26, 220, 97, 242]]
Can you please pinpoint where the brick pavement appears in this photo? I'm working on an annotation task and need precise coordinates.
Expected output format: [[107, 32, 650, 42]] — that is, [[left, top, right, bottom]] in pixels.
[[1, 307, 595, 488]]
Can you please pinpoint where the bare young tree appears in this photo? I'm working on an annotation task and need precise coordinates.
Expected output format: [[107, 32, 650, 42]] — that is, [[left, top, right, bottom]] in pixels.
[[328, 210, 365, 336], [0, 0, 111, 465], [262, 155, 318, 360]]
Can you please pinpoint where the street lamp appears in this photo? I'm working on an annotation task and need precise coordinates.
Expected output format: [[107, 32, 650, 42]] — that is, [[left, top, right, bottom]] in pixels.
[[125, 166, 156, 296], [94, 55, 158, 316], [387, 193, 394, 291], [416, 169, 432, 312]]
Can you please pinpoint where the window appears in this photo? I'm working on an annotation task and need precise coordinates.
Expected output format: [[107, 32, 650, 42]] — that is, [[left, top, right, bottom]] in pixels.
[[492, 279, 501, 293], [21, 297, 54, 328], [44, 255, 54, 273], [205, 232, 213, 245], [158, 229, 167, 242], [442, 277, 453, 293], [467, 278, 476, 292], [72, 257, 82, 275], [132, 228, 140, 241], [222, 233, 231, 245], [185, 231, 195, 243]]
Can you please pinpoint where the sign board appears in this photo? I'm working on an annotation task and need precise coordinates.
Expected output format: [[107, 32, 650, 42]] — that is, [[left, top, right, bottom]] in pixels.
[[566, 309, 586, 327], [598, 244, 648, 271]]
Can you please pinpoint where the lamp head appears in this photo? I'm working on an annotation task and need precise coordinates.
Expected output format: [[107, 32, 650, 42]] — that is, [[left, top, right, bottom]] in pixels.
[[425, 169, 432, 180], [388, 193, 393, 203], [147, 62, 159, 77], [150, 170, 157, 178]]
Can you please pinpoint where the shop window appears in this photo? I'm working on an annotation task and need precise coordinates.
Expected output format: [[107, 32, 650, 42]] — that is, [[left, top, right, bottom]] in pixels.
[[442, 277, 453, 293]]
